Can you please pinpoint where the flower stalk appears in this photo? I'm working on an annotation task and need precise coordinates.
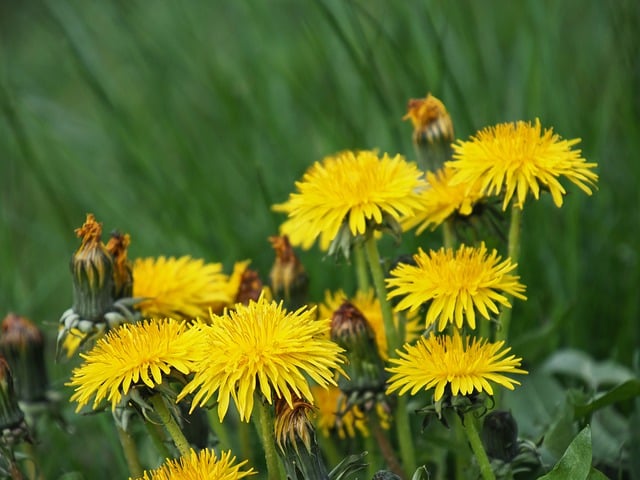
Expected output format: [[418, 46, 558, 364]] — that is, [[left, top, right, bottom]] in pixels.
[[255, 397, 281, 480], [116, 424, 142, 479], [149, 393, 191, 457], [496, 204, 522, 344], [460, 413, 496, 480]]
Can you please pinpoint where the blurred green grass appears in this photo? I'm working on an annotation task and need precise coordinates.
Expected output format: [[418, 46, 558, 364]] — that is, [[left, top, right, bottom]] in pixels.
[[1, 0, 639, 477]]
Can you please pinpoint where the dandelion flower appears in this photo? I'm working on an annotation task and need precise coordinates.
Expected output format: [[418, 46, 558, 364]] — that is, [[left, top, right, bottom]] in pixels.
[[132, 448, 255, 480], [386, 243, 526, 331], [320, 289, 423, 359], [448, 119, 598, 209], [133, 256, 232, 320], [386, 331, 527, 401], [402, 166, 484, 234], [178, 295, 346, 422], [67, 319, 200, 411], [273, 150, 426, 252]]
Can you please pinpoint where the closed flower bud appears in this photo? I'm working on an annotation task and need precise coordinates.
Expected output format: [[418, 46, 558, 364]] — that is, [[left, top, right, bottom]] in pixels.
[[0, 313, 49, 403], [71, 214, 115, 322], [481, 410, 519, 462], [0, 356, 29, 446], [268, 235, 308, 307]]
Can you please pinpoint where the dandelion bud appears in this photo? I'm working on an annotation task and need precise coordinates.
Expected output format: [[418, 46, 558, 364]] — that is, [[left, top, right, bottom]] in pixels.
[[71, 213, 115, 322], [0, 313, 49, 403], [481, 410, 519, 462], [403, 93, 454, 172], [268, 235, 308, 307], [234, 266, 264, 306], [274, 395, 329, 479], [330, 301, 387, 411], [0, 356, 29, 446], [105, 231, 132, 299]]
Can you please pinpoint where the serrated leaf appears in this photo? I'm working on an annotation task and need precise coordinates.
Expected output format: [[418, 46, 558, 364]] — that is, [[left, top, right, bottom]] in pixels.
[[573, 379, 640, 418], [538, 426, 592, 480]]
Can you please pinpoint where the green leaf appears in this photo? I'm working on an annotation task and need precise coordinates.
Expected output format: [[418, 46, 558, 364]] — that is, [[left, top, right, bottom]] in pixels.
[[573, 379, 640, 418], [586, 467, 610, 480], [538, 426, 592, 480], [542, 350, 635, 390]]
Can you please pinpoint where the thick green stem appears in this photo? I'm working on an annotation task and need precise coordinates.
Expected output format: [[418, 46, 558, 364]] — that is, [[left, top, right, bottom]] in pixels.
[[116, 425, 143, 479], [442, 218, 455, 250], [206, 407, 233, 451], [460, 413, 495, 480], [353, 241, 371, 292], [144, 421, 172, 460], [255, 398, 281, 480], [496, 204, 522, 344], [394, 396, 415, 476], [149, 394, 191, 457], [363, 235, 399, 356], [370, 413, 406, 479]]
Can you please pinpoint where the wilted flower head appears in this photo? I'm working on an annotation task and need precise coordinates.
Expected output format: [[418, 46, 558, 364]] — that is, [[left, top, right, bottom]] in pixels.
[[268, 235, 308, 304], [105, 231, 132, 299], [403, 93, 454, 145], [273, 150, 426, 256], [0, 313, 49, 403], [448, 119, 598, 209]]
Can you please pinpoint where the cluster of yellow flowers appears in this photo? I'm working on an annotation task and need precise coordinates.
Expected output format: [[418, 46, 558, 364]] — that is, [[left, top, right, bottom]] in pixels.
[[58, 93, 597, 479]]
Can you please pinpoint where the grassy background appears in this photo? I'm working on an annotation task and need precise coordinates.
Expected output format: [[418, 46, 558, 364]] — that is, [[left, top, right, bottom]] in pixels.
[[1, 1, 639, 477]]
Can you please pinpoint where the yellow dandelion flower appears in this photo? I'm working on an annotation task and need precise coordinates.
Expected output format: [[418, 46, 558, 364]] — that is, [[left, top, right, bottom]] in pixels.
[[320, 289, 423, 360], [133, 256, 232, 320], [448, 119, 598, 210], [273, 150, 427, 251], [67, 319, 200, 411], [312, 385, 368, 439], [178, 295, 346, 422], [386, 243, 526, 331], [402, 166, 485, 234], [131, 448, 255, 480], [386, 331, 527, 401]]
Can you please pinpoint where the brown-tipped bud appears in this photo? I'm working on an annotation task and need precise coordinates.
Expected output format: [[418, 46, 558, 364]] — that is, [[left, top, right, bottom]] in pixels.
[[274, 395, 329, 479], [105, 231, 132, 299], [234, 267, 264, 306], [0, 314, 49, 403], [71, 214, 115, 322], [403, 93, 454, 172], [268, 235, 308, 307], [0, 356, 29, 445], [330, 302, 387, 411]]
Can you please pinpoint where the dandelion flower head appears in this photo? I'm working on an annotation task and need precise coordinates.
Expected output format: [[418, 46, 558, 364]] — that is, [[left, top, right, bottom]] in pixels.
[[131, 449, 255, 480], [178, 295, 346, 422], [448, 119, 598, 209], [386, 243, 526, 331], [386, 331, 527, 401], [67, 319, 200, 411], [273, 150, 426, 251]]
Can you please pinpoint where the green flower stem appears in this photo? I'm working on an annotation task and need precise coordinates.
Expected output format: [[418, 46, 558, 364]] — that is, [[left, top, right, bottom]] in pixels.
[[363, 234, 415, 473], [496, 204, 522, 344], [460, 413, 495, 480], [254, 397, 281, 480], [116, 425, 143, 479], [442, 218, 455, 250], [363, 235, 399, 356], [149, 393, 191, 457], [369, 413, 406, 479], [206, 407, 233, 451], [144, 420, 172, 460], [353, 241, 371, 292]]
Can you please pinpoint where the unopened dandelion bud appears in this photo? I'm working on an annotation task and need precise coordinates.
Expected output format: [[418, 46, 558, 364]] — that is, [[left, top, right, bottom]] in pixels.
[[268, 235, 308, 307], [330, 301, 387, 406], [0, 313, 49, 403], [71, 214, 115, 322], [404, 93, 454, 172], [105, 231, 132, 299], [274, 395, 329, 479], [0, 356, 29, 445], [481, 410, 519, 462]]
